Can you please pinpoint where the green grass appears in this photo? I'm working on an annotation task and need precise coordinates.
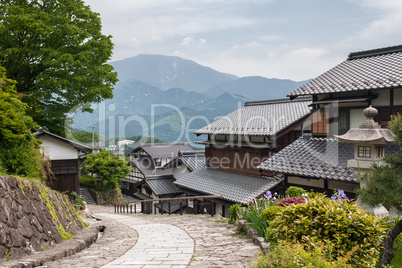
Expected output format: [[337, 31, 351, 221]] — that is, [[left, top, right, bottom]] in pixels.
[[390, 235, 402, 267]]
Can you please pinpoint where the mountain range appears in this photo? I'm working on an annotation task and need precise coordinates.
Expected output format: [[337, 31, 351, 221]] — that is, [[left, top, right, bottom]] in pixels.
[[72, 54, 309, 144]]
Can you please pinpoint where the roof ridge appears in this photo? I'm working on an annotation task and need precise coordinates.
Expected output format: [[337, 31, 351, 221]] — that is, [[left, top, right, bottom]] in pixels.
[[245, 96, 312, 106], [178, 150, 205, 156], [140, 142, 186, 147], [348, 44, 402, 60]]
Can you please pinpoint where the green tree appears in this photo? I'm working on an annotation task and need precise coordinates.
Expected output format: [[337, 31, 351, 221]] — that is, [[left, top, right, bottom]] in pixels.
[[0, 65, 47, 178], [357, 114, 402, 266], [0, 0, 118, 136], [85, 150, 130, 188], [72, 129, 99, 145]]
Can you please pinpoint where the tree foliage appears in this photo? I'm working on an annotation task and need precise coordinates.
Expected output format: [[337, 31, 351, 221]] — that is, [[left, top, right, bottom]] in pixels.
[[0, 65, 47, 178], [0, 0, 118, 136], [72, 129, 99, 145], [84, 150, 130, 188], [357, 114, 402, 266]]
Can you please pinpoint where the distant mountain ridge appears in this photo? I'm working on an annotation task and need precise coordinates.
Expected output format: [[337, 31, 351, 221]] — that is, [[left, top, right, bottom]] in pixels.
[[72, 54, 310, 143], [111, 54, 237, 93]]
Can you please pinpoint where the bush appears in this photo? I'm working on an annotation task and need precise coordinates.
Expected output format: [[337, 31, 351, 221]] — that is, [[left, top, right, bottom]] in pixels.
[[99, 180, 119, 192], [285, 186, 307, 197], [254, 240, 353, 268], [241, 199, 276, 237], [260, 206, 283, 222], [229, 204, 242, 224], [266, 196, 387, 267], [80, 175, 97, 189], [276, 197, 305, 206]]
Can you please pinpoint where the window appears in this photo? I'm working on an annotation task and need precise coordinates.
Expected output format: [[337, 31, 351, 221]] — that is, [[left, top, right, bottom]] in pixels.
[[338, 110, 350, 135], [358, 146, 371, 158], [312, 110, 329, 135], [376, 146, 384, 158]]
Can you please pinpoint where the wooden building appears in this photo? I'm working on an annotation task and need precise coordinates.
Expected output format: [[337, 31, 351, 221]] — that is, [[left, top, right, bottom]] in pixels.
[[258, 45, 402, 197], [174, 97, 312, 215], [122, 143, 192, 207], [35, 126, 91, 194]]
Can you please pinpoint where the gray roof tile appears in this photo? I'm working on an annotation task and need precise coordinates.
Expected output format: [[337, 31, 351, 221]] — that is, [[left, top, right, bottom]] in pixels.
[[289, 45, 402, 97], [174, 168, 281, 204], [194, 97, 312, 136], [131, 143, 193, 159], [258, 137, 399, 182], [178, 151, 205, 171], [146, 177, 182, 195]]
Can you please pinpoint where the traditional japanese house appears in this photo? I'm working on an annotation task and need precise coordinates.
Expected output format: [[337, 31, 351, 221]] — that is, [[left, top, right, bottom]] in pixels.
[[258, 45, 402, 197], [175, 96, 312, 215], [122, 143, 192, 203], [35, 126, 91, 194], [164, 150, 205, 180]]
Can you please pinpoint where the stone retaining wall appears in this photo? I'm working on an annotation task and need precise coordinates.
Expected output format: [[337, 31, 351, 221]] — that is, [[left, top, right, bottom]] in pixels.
[[0, 176, 84, 261]]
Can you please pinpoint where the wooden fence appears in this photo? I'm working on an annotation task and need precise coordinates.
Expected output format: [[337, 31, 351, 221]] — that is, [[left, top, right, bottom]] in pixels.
[[114, 195, 223, 216]]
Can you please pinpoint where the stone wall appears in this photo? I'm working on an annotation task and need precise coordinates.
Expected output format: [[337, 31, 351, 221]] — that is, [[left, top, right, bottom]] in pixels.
[[0, 176, 84, 260], [89, 188, 123, 205]]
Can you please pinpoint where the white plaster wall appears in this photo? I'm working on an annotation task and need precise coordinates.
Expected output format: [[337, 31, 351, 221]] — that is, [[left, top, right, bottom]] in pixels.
[[350, 108, 366, 128], [39, 136, 78, 160], [215, 203, 223, 217], [394, 88, 402, 105], [172, 165, 191, 180], [327, 180, 359, 193], [288, 176, 325, 188], [372, 89, 390, 106]]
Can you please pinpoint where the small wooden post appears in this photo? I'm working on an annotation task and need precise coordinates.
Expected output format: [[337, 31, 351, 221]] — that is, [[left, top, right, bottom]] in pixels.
[[134, 204, 137, 214], [168, 202, 171, 215], [180, 201, 183, 215], [130, 204, 132, 214], [194, 200, 197, 215], [161, 201, 164, 215], [114, 204, 116, 213], [211, 201, 215, 217]]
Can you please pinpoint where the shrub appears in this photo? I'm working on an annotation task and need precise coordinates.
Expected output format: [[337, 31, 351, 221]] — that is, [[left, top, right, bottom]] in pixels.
[[265, 196, 387, 267], [241, 199, 276, 237], [80, 175, 97, 189], [228, 204, 242, 224], [253, 240, 353, 268], [99, 180, 119, 192], [276, 197, 305, 206], [285, 186, 307, 197], [260, 206, 283, 222]]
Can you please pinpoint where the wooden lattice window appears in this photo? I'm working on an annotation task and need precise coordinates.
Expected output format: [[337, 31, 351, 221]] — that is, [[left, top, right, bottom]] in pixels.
[[376, 146, 384, 158], [312, 110, 329, 134], [358, 146, 371, 158]]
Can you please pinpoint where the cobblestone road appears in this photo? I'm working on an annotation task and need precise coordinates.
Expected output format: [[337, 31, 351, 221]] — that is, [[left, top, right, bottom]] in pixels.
[[39, 205, 260, 268]]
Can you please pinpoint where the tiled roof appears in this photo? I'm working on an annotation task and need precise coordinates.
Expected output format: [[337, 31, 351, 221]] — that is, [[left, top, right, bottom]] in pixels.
[[289, 45, 402, 97], [131, 158, 173, 178], [174, 168, 281, 204], [35, 126, 92, 153], [194, 97, 312, 136], [131, 143, 193, 159], [146, 177, 182, 196], [178, 151, 205, 171], [257, 137, 399, 182]]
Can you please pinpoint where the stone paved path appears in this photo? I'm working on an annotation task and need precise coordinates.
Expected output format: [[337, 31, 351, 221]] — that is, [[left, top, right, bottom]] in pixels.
[[99, 213, 194, 267], [39, 205, 260, 268]]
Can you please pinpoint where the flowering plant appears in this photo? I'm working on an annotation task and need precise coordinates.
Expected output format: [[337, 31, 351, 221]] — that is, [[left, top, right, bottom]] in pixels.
[[277, 197, 305, 206], [262, 190, 279, 202], [330, 189, 349, 202]]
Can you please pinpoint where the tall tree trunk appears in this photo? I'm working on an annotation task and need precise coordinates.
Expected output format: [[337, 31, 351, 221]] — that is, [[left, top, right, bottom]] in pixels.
[[379, 219, 402, 266]]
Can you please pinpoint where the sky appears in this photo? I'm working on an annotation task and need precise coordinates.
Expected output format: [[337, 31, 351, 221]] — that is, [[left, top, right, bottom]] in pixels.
[[83, 0, 402, 81]]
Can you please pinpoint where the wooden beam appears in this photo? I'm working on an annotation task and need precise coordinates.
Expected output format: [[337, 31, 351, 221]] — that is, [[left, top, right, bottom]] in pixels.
[[124, 195, 223, 204]]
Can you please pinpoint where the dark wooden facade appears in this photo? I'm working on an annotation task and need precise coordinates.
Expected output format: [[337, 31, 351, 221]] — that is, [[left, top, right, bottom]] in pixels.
[[205, 129, 305, 176], [47, 159, 79, 194]]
